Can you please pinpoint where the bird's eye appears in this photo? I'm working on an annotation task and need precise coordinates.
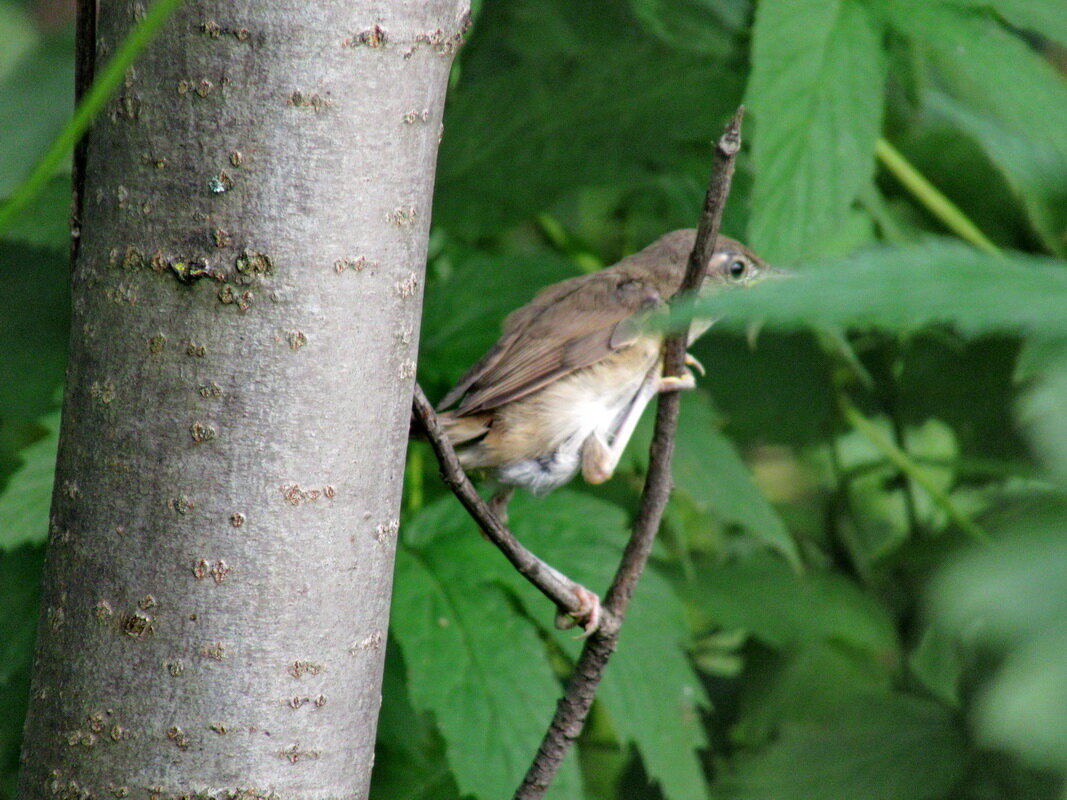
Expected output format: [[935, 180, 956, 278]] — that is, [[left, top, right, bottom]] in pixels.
[[727, 259, 748, 281]]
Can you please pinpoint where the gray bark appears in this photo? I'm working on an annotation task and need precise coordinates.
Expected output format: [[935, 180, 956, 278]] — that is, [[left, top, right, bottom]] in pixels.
[[18, 1, 467, 798]]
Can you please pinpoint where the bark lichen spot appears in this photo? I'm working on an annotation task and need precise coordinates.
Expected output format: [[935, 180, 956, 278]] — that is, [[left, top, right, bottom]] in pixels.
[[235, 249, 273, 276], [121, 612, 155, 638], [288, 90, 333, 112], [343, 25, 387, 47], [209, 171, 234, 193]]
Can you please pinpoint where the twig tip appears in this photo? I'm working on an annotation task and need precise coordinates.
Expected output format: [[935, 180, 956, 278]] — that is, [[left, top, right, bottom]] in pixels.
[[719, 105, 745, 155]]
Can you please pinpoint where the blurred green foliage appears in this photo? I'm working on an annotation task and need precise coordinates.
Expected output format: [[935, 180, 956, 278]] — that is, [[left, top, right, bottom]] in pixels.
[[2, 0, 1067, 797]]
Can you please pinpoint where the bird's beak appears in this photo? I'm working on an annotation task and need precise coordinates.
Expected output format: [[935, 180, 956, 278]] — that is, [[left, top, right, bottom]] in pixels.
[[764, 265, 793, 280], [746, 264, 792, 287]]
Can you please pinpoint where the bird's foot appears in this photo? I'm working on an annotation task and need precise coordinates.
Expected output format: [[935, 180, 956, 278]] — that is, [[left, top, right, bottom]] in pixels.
[[658, 372, 697, 392], [555, 585, 602, 637], [657, 353, 704, 393]]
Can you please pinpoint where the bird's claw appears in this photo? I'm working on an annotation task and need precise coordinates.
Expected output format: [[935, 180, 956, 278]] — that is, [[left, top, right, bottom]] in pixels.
[[554, 586, 601, 637], [685, 352, 706, 376]]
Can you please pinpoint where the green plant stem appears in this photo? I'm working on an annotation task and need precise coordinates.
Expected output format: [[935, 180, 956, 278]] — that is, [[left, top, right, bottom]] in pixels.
[[0, 0, 185, 237], [888, 400, 923, 540], [875, 138, 1000, 256], [840, 396, 990, 543], [827, 437, 873, 587], [859, 183, 907, 244]]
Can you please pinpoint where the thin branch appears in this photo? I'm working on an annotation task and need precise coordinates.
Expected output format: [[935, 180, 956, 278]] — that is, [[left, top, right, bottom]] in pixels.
[[514, 105, 745, 800], [411, 384, 614, 630]]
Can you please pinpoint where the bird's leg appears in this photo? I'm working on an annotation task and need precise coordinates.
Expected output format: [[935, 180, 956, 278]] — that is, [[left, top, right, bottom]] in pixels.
[[488, 485, 515, 524], [580, 434, 612, 484], [581, 365, 662, 485], [584, 351, 709, 484]]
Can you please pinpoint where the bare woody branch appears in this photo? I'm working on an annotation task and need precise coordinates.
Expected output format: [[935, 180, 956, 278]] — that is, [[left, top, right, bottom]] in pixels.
[[513, 105, 745, 800], [411, 384, 614, 631]]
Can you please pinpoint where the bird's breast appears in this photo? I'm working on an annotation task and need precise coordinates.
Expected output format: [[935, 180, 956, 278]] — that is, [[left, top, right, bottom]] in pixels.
[[471, 338, 661, 493]]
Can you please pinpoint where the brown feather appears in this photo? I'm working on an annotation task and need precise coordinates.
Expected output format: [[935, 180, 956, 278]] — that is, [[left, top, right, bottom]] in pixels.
[[433, 229, 769, 494], [438, 411, 493, 445], [439, 229, 760, 418], [444, 230, 698, 415]]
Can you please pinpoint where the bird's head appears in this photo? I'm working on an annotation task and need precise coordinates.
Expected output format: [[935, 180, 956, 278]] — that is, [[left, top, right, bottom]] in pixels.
[[656, 229, 785, 292], [704, 236, 784, 288]]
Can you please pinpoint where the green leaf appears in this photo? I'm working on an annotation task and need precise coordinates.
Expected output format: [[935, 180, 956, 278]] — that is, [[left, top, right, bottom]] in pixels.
[[392, 501, 583, 800], [397, 492, 712, 800], [689, 241, 1067, 338], [371, 642, 460, 800], [908, 623, 962, 708], [933, 508, 1067, 770], [714, 693, 968, 800], [628, 0, 749, 55], [930, 352, 1067, 776], [941, 0, 1067, 47], [600, 573, 710, 799], [674, 394, 799, 567], [686, 551, 898, 657], [434, 0, 743, 237], [746, 0, 887, 262], [503, 493, 711, 800], [0, 241, 70, 422], [929, 93, 1067, 258], [0, 545, 45, 791], [898, 334, 1026, 463], [833, 416, 962, 554], [0, 1, 39, 81], [885, 1, 1067, 255], [629, 391, 800, 568], [1018, 354, 1067, 481], [0, 544, 44, 685], [729, 643, 895, 748], [0, 32, 73, 196], [691, 330, 836, 448], [1, 174, 69, 251], [0, 410, 59, 550]]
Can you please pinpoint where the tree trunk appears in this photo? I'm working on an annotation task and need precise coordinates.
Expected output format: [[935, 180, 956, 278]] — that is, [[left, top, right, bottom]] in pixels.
[[17, 1, 467, 797]]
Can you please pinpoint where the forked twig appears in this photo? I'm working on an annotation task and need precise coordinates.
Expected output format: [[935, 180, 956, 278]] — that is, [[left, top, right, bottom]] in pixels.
[[411, 384, 615, 632], [410, 106, 745, 800], [513, 106, 745, 799]]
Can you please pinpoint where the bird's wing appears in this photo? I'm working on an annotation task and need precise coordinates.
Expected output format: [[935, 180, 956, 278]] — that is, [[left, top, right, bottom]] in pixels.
[[440, 270, 666, 415]]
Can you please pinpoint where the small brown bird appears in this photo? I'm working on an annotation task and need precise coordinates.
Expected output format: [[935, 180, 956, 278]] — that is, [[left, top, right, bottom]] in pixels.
[[437, 228, 770, 511]]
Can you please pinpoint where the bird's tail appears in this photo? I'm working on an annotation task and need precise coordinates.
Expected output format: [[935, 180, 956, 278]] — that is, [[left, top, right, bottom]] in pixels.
[[409, 409, 491, 448], [438, 411, 492, 445]]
